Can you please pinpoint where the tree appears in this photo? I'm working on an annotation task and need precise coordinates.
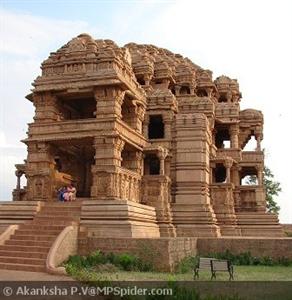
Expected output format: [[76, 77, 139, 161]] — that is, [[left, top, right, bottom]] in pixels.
[[262, 166, 281, 215], [246, 166, 281, 215]]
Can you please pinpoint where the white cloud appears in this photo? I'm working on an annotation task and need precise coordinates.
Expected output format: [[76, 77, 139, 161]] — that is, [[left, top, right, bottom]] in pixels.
[[0, 8, 92, 57]]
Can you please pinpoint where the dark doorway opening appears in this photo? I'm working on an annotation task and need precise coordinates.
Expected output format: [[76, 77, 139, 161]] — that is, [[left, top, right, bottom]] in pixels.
[[148, 115, 164, 139], [214, 163, 226, 183]]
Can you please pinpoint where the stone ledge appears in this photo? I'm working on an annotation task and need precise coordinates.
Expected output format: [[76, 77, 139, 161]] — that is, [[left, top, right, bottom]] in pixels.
[[197, 237, 292, 259]]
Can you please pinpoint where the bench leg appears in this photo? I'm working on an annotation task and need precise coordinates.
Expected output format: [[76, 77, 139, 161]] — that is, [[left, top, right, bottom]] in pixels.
[[229, 271, 234, 281], [194, 269, 199, 280], [211, 271, 216, 280], [229, 266, 234, 281]]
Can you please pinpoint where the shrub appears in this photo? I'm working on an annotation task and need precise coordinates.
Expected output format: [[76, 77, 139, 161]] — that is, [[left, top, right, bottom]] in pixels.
[[175, 256, 199, 273], [114, 253, 138, 271], [64, 250, 154, 274]]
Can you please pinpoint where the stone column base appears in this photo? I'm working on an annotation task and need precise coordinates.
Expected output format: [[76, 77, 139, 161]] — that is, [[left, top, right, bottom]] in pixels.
[[80, 199, 160, 238]]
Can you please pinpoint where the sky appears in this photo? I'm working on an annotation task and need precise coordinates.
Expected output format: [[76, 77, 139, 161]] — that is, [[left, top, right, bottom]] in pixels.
[[0, 0, 291, 222]]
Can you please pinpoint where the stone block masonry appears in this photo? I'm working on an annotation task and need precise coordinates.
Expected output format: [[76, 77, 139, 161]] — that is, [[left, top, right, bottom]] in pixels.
[[79, 237, 197, 272], [197, 237, 292, 259]]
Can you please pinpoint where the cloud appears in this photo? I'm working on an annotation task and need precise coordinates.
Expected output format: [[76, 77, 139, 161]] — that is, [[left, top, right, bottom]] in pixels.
[[0, 8, 93, 57], [0, 9, 87, 57]]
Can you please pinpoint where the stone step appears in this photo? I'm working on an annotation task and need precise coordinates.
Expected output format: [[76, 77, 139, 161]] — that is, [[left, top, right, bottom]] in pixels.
[[37, 211, 81, 217], [21, 224, 66, 230], [34, 215, 79, 221], [5, 239, 52, 247], [0, 244, 50, 253], [0, 262, 46, 272], [14, 229, 61, 236], [40, 207, 81, 213], [10, 235, 56, 242], [42, 202, 82, 207], [0, 250, 47, 259], [30, 220, 77, 226], [37, 207, 81, 216], [0, 256, 46, 265]]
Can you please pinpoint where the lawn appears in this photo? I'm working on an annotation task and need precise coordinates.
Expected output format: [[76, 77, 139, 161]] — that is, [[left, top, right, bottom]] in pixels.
[[65, 252, 292, 299], [71, 265, 292, 282]]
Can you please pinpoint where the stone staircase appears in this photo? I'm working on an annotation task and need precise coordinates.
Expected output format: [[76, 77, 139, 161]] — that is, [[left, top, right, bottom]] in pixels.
[[0, 201, 82, 272]]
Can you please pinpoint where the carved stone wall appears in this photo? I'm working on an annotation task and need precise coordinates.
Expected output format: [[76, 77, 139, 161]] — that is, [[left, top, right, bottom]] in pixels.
[[12, 34, 282, 238]]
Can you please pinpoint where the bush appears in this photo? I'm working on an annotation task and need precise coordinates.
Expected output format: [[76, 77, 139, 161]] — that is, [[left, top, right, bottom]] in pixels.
[[175, 256, 199, 273], [64, 250, 154, 274], [114, 253, 138, 271]]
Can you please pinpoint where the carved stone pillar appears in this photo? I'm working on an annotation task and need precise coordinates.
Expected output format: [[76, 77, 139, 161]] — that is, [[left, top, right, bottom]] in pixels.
[[95, 86, 125, 119], [91, 136, 125, 198], [25, 141, 55, 201], [15, 170, 23, 190], [134, 103, 146, 133], [256, 134, 263, 151], [223, 158, 233, 183], [33, 92, 59, 122], [257, 165, 264, 185], [212, 128, 217, 146], [143, 114, 149, 139], [164, 112, 173, 139], [255, 128, 263, 151], [230, 125, 239, 148], [158, 149, 168, 176], [93, 136, 125, 169]]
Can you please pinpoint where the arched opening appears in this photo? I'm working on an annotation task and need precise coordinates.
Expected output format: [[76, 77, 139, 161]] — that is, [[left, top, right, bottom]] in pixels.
[[243, 135, 257, 151], [240, 166, 258, 185], [215, 126, 231, 149], [136, 77, 145, 86], [196, 89, 208, 97], [52, 138, 94, 197], [170, 87, 176, 95], [148, 115, 164, 139], [180, 86, 191, 95], [213, 163, 226, 183], [218, 94, 228, 103]]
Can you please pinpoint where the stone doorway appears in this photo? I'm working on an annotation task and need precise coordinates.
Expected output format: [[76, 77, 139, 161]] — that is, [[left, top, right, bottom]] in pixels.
[[51, 138, 94, 197]]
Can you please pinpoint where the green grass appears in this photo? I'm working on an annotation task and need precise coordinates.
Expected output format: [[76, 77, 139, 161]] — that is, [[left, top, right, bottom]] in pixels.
[[68, 265, 292, 282]]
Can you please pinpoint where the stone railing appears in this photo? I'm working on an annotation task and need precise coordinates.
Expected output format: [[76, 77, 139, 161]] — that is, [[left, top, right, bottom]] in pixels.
[[28, 119, 113, 137], [215, 103, 239, 119], [241, 151, 264, 163], [237, 186, 265, 211], [217, 148, 242, 161]]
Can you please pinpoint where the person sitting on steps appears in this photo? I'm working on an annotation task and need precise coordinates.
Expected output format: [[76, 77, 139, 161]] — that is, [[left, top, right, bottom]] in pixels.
[[57, 184, 77, 202]]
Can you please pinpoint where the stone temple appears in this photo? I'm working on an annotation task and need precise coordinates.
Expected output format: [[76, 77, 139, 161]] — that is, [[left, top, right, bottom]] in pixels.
[[0, 34, 284, 272]]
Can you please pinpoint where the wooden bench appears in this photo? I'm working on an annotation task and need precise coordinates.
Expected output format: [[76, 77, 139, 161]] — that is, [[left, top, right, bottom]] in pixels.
[[211, 259, 234, 280], [194, 257, 215, 279], [194, 257, 234, 280]]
